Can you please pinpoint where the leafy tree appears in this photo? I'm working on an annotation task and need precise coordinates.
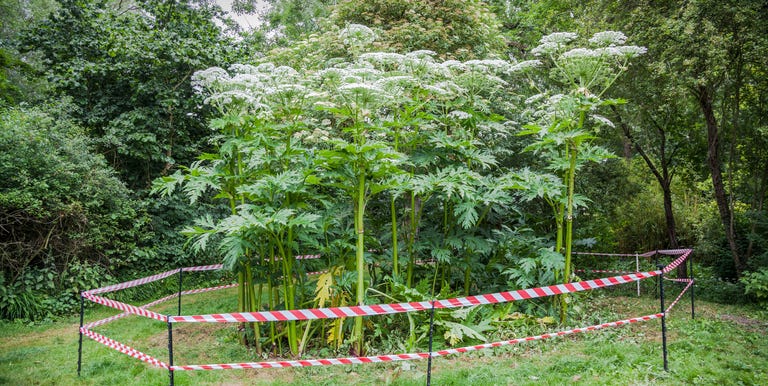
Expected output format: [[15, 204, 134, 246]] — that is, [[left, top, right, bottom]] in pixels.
[[330, 0, 506, 60], [0, 0, 56, 105], [0, 103, 146, 320], [21, 0, 236, 188]]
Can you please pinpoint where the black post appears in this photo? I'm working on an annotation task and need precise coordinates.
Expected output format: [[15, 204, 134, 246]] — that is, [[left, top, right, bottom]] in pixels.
[[77, 294, 85, 376], [654, 255, 660, 299], [177, 268, 183, 316], [168, 319, 175, 386], [426, 300, 436, 386], [689, 256, 695, 319], [658, 264, 668, 371]]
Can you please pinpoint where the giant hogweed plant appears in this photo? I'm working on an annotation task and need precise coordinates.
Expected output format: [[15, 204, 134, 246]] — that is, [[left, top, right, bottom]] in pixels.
[[154, 63, 324, 354], [518, 31, 646, 322], [154, 26, 644, 354]]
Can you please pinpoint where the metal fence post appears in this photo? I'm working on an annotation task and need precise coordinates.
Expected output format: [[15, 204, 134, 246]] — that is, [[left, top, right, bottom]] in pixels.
[[636, 253, 640, 296], [168, 318, 175, 386], [77, 294, 85, 376], [427, 300, 436, 386], [658, 264, 668, 371], [689, 256, 695, 319], [177, 268, 183, 316]]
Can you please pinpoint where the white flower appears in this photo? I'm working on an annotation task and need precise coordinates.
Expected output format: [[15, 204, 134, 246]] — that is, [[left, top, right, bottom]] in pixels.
[[531, 42, 559, 56], [406, 50, 437, 59], [273, 66, 299, 79], [340, 24, 376, 46], [338, 82, 387, 98], [191, 67, 229, 92], [616, 45, 647, 58], [591, 114, 615, 128], [509, 60, 541, 73], [525, 93, 547, 105], [589, 31, 627, 47], [314, 101, 337, 109], [376, 75, 417, 90], [448, 110, 472, 120], [229, 63, 260, 75], [560, 48, 599, 59], [434, 81, 466, 95], [540, 32, 578, 45], [359, 52, 406, 66], [442, 60, 466, 71], [256, 63, 276, 73], [346, 67, 383, 80], [594, 47, 623, 57], [464, 59, 511, 73]]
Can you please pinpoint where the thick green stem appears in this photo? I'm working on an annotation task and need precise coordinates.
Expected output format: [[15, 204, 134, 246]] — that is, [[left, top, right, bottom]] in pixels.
[[464, 253, 472, 296], [353, 170, 366, 355], [277, 239, 298, 355], [391, 197, 399, 278], [406, 192, 416, 288], [560, 144, 578, 324]]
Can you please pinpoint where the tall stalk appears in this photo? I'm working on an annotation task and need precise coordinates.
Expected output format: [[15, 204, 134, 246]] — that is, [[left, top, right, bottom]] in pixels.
[[560, 143, 578, 323], [353, 168, 366, 355]]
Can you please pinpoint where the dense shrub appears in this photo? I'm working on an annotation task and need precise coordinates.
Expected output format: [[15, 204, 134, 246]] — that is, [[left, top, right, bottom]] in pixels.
[[0, 103, 146, 320]]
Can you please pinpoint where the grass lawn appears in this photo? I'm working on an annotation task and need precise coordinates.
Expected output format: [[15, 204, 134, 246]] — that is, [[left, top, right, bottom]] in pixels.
[[1, 285, 766, 385]]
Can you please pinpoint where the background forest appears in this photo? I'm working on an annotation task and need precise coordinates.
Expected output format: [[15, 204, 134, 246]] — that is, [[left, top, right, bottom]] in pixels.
[[1, 0, 766, 353]]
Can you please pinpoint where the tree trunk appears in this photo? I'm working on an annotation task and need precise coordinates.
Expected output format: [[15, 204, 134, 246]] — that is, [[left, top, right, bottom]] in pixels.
[[613, 107, 681, 259], [697, 85, 744, 275]]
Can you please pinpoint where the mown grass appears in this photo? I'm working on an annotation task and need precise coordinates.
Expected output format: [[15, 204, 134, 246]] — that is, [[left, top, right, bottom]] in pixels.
[[1, 285, 766, 386]]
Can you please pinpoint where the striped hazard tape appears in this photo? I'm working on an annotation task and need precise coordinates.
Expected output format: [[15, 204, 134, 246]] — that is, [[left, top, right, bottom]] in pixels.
[[82, 292, 168, 323], [87, 268, 180, 295], [663, 277, 694, 283], [665, 280, 694, 314], [81, 327, 169, 369], [182, 264, 223, 272], [84, 283, 239, 329], [170, 313, 663, 371], [169, 270, 661, 323], [575, 269, 636, 274]]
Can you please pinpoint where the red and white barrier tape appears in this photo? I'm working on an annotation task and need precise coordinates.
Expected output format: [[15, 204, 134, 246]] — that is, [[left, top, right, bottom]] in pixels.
[[575, 269, 636, 274], [182, 264, 223, 272], [81, 327, 169, 369], [661, 250, 692, 274], [87, 269, 180, 295], [84, 293, 176, 329], [657, 248, 692, 256], [89, 264, 225, 295], [84, 283, 239, 329], [663, 277, 694, 283], [170, 313, 663, 371], [665, 280, 694, 314], [572, 252, 639, 257], [169, 270, 661, 323], [83, 292, 168, 323]]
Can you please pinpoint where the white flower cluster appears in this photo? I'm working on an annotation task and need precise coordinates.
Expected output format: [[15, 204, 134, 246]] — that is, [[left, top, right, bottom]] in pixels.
[[340, 24, 376, 47], [191, 67, 229, 93], [560, 48, 600, 59], [509, 60, 541, 72], [588, 31, 627, 47], [448, 110, 472, 120], [541, 32, 579, 45]]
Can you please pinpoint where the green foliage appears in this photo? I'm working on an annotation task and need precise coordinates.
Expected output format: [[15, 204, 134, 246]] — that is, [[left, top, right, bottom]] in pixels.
[[330, 0, 506, 59], [742, 268, 768, 307], [0, 103, 144, 320], [22, 0, 236, 188]]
